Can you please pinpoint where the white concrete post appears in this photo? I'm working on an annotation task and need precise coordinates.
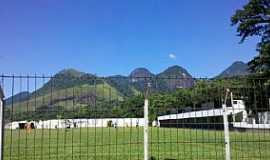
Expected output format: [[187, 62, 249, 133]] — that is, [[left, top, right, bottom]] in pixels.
[[0, 98, 3, 160], [223, 103, 231, 160], [144, 98, 149, 160], [144, 82, 150, 160], [268, 98, 270, 111]]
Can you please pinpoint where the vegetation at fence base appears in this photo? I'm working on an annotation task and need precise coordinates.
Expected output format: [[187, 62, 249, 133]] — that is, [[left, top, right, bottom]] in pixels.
[[4, 127, 270, 160]]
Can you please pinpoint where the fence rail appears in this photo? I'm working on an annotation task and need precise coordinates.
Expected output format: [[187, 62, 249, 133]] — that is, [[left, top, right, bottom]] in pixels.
[[0, 75, 269, 160]]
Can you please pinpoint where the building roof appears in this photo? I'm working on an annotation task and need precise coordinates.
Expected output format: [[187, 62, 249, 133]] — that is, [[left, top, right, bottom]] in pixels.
[[0, 85, 4, 99]]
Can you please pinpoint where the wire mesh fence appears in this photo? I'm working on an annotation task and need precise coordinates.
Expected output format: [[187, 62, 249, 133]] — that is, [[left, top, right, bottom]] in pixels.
[[0, 74, 270, 160]]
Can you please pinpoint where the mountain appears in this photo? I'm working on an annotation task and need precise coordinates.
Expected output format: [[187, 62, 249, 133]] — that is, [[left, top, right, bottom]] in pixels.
[[105, 75, 139, 97], [158, 65, 192, 78], [217, 61, 250, 78], [56, 68, 85, 78], [34, 68, 97, 96], [157, 65, 194, 90], [129, 68, 154, 78], [129, 68, 155, 91], [5, 66, 195, 114], [5, 91, 30, 106], [6, 69, 122, 115]]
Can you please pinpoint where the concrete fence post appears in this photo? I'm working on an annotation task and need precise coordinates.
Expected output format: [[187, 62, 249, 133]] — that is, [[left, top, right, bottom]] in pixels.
[[268, 98, 270, 111], [144, 82, 150, 160], [223, 89, 231, 160], [0, 86, 4, 160], [223, 104, 231, 160], [144, 98, 149, 160]]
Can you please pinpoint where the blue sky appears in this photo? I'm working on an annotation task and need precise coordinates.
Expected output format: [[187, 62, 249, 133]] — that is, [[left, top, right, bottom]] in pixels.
[[0, 0, 258, 78]]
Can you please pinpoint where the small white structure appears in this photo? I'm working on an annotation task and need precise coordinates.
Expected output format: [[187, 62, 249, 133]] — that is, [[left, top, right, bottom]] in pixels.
[[258, 112, 270, 124], [152, 120, 160, 127], [5, 118, 145, 130]]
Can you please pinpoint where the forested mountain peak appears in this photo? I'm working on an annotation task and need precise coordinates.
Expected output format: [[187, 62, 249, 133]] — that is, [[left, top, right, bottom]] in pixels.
[[54, 68, 86, 78], [217, 61, 250, 78], [129, 68, 154, 78], [158, 65, 192, 78]]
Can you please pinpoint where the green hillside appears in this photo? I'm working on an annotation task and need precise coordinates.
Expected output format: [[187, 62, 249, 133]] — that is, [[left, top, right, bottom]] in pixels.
[[4, 68, 143, 121], [5, 68, 139, 112], [7, 82, 121, 113], [5, 81, 129, 121]]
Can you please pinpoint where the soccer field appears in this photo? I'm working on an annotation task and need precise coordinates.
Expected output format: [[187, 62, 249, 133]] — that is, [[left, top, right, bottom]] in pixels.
[[4, 127, 270, 160]]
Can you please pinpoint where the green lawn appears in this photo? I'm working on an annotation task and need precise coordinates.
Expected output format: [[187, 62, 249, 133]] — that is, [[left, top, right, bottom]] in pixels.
[[4, 127, 270, 160]]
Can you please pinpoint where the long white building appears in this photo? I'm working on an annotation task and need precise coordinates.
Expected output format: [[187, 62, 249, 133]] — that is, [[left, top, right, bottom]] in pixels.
[[157, 100, 270, 129]]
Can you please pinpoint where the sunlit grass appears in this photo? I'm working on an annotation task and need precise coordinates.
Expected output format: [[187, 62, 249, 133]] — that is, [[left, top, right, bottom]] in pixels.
[[4, 127, 270, 160]]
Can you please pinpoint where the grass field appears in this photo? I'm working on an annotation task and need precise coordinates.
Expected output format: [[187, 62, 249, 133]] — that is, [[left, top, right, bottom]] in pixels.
[[4, 127, 270, 160]]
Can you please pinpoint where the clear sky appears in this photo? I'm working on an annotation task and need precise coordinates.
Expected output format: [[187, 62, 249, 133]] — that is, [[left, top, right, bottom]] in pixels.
[[0, 0, 258, 78]]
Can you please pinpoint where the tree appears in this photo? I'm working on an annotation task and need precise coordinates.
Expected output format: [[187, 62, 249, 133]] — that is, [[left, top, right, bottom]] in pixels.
[[121, 94, 144, 117], [231, 0, 270, 73]]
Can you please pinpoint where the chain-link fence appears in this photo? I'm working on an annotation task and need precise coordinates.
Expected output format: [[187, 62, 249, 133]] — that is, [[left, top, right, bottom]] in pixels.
[[0, 75, 269, 160]]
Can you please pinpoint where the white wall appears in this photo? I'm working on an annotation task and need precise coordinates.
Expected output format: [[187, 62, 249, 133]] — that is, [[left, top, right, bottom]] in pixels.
[[5, 118, 145, 129]]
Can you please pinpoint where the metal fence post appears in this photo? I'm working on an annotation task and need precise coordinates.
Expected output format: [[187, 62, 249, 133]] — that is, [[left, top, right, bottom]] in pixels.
[[223, 89, 231, 160]]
